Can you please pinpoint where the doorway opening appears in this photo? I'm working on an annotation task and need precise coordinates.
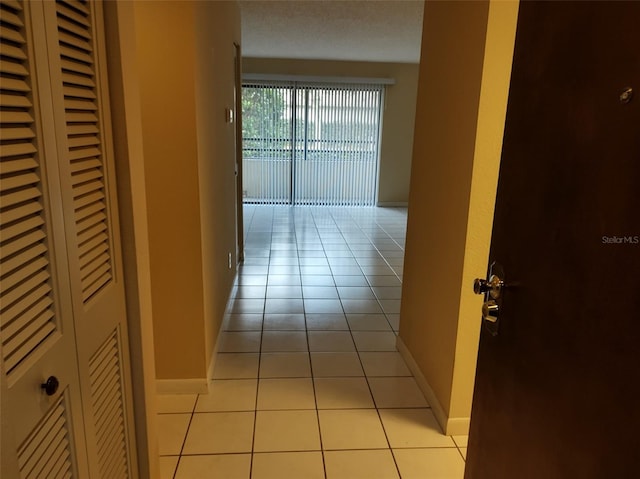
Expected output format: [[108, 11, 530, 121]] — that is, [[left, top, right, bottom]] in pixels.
[[242, 81, 384, 206]]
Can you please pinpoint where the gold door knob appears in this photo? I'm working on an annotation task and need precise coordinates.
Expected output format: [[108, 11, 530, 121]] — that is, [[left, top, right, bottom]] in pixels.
[[473, 274, 504, 299]]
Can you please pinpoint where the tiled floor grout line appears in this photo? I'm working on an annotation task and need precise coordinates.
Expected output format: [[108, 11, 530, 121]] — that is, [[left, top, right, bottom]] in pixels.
[[254, 208, 324, 472], [302, 208, 330, 479], [169, 395, 199, 479], [248, 282, 266, 477], [247, 203, 268, 478]]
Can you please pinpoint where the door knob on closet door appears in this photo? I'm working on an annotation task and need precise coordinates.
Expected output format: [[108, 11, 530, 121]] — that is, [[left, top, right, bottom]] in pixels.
[[41, 376, 59, 396]]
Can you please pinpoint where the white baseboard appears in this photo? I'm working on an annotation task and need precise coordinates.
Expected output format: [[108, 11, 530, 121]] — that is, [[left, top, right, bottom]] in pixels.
[[207, 316, 225, 381], [156, 276, 238, 396], [376, 201, 408, 207], [396, 336, 470, 436], [446, 417, 471, 436], [156, 378, 209, 395]]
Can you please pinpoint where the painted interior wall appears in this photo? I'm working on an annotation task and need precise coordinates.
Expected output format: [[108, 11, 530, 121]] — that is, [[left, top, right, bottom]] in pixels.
[[134, 1, 205, 380], [399, 0, 519, 434], [242, 58, 419, 204], [193, 0, 242, 373], [132, 1, 240, 382]]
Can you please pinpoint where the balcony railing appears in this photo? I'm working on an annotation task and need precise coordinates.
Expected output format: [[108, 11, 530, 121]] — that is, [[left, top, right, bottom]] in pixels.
[[243, 139, 378, 206]]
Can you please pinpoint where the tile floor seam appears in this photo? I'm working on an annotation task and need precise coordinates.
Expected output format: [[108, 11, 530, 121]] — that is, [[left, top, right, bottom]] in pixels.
[[308, 319, 328, 477], [361, 357, 404, 477], [248, 287, 267, 479], [247, 206, 269, 477], [303, 211, 330, 479], [173, 409, 196, 478]]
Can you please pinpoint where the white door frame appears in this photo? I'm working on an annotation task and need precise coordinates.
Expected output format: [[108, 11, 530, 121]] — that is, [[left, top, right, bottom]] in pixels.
[[102, 3, 160, 478]]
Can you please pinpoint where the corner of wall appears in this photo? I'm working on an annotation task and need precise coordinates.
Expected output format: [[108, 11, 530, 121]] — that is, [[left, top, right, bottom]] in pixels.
[[399, 0, 490, 425], [396, 337, 470, 436]]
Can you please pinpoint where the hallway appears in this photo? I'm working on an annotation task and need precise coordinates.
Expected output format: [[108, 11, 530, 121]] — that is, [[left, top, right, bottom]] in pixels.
[[157, 205, 466, 478]]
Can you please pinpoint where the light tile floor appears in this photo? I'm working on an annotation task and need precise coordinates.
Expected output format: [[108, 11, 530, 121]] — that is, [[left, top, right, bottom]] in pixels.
[[158, 205, 467, 478]]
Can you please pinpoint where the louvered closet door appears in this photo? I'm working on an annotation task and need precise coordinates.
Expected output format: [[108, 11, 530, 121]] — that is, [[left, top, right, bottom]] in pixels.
[[1, 0, 88, 477], [40, 1, 137, 477], [1, 1, 136, 478]]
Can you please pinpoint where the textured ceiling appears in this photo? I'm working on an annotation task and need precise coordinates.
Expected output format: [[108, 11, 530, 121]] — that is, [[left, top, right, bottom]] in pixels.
[[240, 0, 424, 63]]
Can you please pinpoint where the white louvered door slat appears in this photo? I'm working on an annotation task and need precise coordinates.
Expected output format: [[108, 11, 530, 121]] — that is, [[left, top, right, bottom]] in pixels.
[[17, 398, 74, 479], [0, 140, 36, 157], [2, 242, 47, 281], [89, 332, 130, 479], [1, 156, 37, 179], [2, 294, 53, 346]]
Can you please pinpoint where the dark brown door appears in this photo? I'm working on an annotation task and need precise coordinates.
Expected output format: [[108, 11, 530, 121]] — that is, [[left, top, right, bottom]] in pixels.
[[466, 2, 640, 479]]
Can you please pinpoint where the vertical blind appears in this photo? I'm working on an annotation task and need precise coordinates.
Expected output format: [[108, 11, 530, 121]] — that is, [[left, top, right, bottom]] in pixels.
[[242, 83, 293, 204], [242, 81, 383, 206]]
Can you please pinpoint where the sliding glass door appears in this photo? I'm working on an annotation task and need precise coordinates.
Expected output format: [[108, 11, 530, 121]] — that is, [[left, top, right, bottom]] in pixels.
[[242, 81, 383, 206]]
